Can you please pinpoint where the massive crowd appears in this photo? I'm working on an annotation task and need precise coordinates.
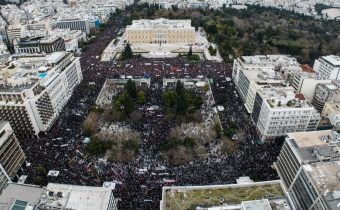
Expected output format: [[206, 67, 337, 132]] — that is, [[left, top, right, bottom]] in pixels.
[[18, 16, 282, 209]]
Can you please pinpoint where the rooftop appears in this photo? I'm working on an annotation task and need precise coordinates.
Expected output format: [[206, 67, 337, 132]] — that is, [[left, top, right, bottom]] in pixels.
[[287, 130, 340, 163], [127, 18, 194, 30], [241, 199, 272, 210], [303, 161, 340, 210], [162, 181, 286, 210], [321, 55, 340, 66], [0, 183, 45, 210], [39, 183, 113, 210], [288, 130, 334, 148]]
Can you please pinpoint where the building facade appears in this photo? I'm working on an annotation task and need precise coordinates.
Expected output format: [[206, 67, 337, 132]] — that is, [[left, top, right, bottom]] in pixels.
[[0, 52, 83, 136], [55, 19, 91, 34], [0, 121, 26, 192], [322, 102, 340, 129], [275, 130, 340, 210], [313, 55, 340, 80], [312, 82, 340, 113], [251, 86, 320, 142], [15, 36, 66, 54], [125, 18, 195, 44], [292, 72, 331, 103]]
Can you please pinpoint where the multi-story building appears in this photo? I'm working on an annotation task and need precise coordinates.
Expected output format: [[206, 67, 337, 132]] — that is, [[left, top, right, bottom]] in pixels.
[[54, 19, 91, 34], [125, 18, 195, 44], [160, 177, 291, 210], [232, 55, 298, 111], [0, 182, 118, 210], [0, 121, 26, 192], [312, 82, 340, 113], [292, 72, 331, 103], [322, 102, 340, 129], [313, 55, 340, 80], [0, 52, 83, 136], [251, 86, 320, 142], [15, 36, 66, 54], [275, 130, 340, 210]]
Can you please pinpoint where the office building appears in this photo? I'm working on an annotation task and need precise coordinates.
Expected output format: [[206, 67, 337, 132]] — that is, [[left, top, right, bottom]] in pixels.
[[275, 130, 340, 210], [292, 72, 331, 103], [55, 19, 91, 34], [322, 102, 340, 129], [0, 52, 83, 136], [312, 82, 340, 112], [313, 55, 340, 80], [15, 36, 66, 54], [232, 55, 297, 109], [0, 121, 26, 192], [0, 182, 118, 210], [125, 18, 195, 44], [251, 86, 320, 142]]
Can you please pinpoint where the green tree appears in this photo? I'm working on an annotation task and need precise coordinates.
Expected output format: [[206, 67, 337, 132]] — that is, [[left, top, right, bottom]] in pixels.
[[120, 43, 133, 60], [34, 176, 44, 186], [188, 46, 193, 57], [137, 90, 145, 105], [123, 93, 134, 115], [125, 79, 137, 99]]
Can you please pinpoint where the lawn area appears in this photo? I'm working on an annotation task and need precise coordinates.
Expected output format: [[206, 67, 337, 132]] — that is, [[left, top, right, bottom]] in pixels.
[[165, 183, 284, 210]]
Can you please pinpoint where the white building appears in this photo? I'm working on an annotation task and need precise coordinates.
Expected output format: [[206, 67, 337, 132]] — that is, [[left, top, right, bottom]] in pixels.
[[251, 86, 320, 142], [322, 102, 340, 129], [292, 72, 331, 103], [0, 52, 82, 136], [232, 55, 298, 113], [39, 183, 118, 210], [125, 18, 195, 45], [275, 130, 340, 210], [313, 55, 340, 80], [312, 82, 340, 112]]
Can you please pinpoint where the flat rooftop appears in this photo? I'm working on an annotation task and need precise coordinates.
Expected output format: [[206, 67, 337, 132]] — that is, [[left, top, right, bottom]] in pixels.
[[0, 183, 45, 210], [41, 183, 113, 210], [304, 161, 340, 209], [241, 199, 272, 210], [287, 130, 332, 148], [322, 55, 340, 66], [162, 181, 285, 210], [127, 18, 193, 29]]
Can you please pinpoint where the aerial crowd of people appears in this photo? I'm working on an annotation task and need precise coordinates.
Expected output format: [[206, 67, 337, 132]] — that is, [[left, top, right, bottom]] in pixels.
[[18, 16, 283, 209]]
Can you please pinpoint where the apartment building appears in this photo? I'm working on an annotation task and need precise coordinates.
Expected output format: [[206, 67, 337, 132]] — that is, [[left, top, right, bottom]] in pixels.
[[313, 55, 340, 80], [15, 36, 66, 54], [125, 18, 195, 44], [251, 86, 320, 142], [275, 130, 340, 210], [322, 102, 340, 129], [292, 72, 331, 103], [54, 19, 91, 34], [0, 121, 26, 192], [0, 52, 83, 136], [312, 82, 340, 113], [232, 55, 298, 110]]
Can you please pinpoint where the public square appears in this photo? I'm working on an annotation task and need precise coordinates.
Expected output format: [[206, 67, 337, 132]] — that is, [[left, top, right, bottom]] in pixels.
[[18, 17, 283, 210]]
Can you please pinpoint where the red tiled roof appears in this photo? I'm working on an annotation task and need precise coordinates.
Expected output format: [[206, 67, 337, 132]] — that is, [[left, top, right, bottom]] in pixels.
[[295, 93, 305, 100], [299, 64, 315, 73]]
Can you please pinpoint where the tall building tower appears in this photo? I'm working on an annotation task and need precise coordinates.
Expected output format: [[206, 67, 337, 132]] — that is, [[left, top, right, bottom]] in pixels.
[[275, 130, 340, 210], [0, 121, 26, 192], [313, 55, 340, 80]]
